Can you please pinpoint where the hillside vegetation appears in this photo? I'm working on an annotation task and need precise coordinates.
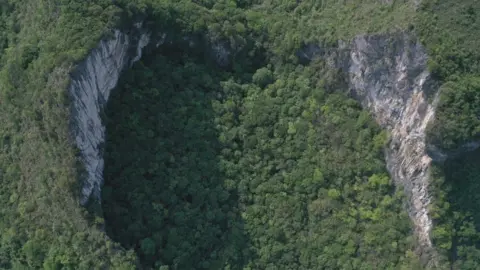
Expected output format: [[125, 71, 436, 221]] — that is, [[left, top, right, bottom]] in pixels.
[[418, 1, 480, 269], [0, 0, 478, 269]]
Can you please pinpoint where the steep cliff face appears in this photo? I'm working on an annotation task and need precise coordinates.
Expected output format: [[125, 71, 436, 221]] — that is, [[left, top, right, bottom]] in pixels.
[[301, 33, 440, 258], [69, 25, 232, 205], [345, 34, 438, 250], [69, 28, 151, 205]]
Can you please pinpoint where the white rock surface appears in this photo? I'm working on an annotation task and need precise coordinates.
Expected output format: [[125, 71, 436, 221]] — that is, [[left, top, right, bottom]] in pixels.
[[347, 34, 437, 249], [300, 33, 441, 263], [69, 29, 151, 205]]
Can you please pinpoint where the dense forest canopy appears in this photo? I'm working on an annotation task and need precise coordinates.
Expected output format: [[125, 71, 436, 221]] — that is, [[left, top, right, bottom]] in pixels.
[[102, 45, 417, 269], [0, 0, 479, 269]]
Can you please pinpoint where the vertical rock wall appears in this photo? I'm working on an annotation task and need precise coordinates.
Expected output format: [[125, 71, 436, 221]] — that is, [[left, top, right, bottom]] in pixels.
[[69, 29, 150, 205], [300, 33, 440, 263], [346, 34, 437, 249]]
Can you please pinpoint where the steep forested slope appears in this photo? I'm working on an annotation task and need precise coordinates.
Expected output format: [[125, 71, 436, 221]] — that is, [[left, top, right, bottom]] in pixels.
[[419, 1, 480, 268], [0, 0, 479, 269]]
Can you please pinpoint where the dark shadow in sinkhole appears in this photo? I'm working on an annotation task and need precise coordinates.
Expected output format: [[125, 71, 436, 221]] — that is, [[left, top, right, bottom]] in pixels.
[[101, 45, 251, 269], [432, 147, 480, 267]]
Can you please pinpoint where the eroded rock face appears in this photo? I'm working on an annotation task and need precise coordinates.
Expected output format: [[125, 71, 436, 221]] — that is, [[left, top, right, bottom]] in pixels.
[[69, 29, 151, 205], [348, 33, 438, 250], [300, 33, 440, 261]]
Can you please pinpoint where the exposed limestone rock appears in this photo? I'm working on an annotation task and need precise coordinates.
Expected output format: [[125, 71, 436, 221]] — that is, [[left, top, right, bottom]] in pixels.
[[347, 33, 438, 252], [299, 33, 440, 263], [69, 28, 152, 205]]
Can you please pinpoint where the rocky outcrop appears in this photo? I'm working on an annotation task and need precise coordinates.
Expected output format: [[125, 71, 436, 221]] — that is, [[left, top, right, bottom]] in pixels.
[[69, 27, 151, 205], [300, 33, 440, 262]]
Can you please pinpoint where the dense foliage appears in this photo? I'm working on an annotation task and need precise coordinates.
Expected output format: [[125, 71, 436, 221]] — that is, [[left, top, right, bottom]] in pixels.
[[0, 0, 479, 269], [420, 0, 480, 151], [102, 51, 246, 269], [102, 44, 420, 269], [418, 0, 480, 269], [426, 78, 480, 151], [0, 0, 138, 268], [429, 153, 480, 270], [416, 0, 480, 81], [216, 62, 419, 269]]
